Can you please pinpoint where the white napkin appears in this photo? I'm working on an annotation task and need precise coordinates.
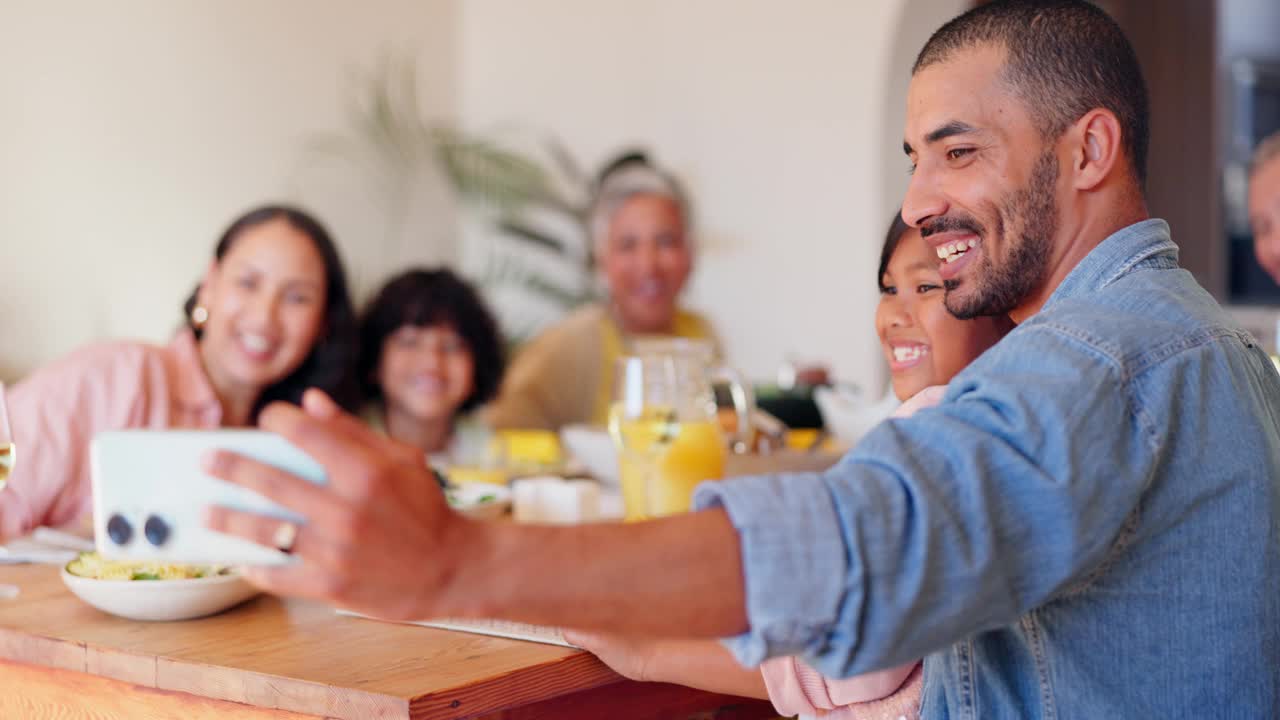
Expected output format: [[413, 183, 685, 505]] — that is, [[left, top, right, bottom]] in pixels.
[[512, 477, 601, 524], [0, 527, 93, 565]]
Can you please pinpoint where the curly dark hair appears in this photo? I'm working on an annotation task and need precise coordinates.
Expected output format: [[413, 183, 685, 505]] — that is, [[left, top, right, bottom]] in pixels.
[[359, 268, 505, 414], [182, 205, 362, 418]]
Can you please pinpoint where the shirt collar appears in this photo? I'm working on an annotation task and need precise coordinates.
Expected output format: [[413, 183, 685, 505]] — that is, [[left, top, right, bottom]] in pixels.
[[165, 328, 221, 416], [1042, 218, 1178, 311]]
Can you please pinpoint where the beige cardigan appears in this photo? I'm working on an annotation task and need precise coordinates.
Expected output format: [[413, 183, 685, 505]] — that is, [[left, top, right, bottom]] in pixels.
[[484, 303, 719, 431]]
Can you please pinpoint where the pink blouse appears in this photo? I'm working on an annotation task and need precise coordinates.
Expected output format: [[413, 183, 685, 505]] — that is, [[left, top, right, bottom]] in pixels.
[[0, 330, 222, 539], [759, 385, 947, 720]]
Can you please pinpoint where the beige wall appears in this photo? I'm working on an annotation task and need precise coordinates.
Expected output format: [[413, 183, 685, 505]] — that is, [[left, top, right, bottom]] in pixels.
[[457, 0, 965, 391], [1, 0, 969, 394], [0, 0, 459, 383]]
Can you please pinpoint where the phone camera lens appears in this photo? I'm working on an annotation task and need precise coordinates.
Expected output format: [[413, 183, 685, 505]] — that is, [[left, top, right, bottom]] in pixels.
[[144, 515, 171, 547], [106, 514, 133, 545]]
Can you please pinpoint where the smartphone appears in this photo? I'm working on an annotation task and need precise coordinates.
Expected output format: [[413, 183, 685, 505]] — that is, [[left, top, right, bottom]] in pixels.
[[90, 430, 326, 566]]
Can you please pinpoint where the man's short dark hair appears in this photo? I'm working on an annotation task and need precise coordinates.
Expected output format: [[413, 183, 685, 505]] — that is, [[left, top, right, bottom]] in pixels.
[[914, 0, 1149, 186]]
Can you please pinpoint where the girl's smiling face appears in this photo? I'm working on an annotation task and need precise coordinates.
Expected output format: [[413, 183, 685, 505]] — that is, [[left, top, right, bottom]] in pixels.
[[876, 226, 1012, 400]]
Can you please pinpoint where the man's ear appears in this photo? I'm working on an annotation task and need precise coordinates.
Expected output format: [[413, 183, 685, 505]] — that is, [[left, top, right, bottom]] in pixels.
[[1069, 108, 1125, 191]]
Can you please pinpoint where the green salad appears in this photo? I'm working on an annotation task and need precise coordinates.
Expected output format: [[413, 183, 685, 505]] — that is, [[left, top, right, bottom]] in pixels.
[[445, 490, 497, 506]]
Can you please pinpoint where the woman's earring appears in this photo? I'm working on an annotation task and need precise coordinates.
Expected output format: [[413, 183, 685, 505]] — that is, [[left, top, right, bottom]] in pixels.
[[191, 305, 209, 328]]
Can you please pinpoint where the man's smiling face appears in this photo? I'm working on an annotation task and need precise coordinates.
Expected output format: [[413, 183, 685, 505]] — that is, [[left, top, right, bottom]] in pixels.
[[901, 44, 1062, 320]]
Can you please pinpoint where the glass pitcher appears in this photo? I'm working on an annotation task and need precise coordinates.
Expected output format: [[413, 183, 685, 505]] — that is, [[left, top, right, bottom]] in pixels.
[[629, 337, 755, 445], [608, 338, 753, 520]]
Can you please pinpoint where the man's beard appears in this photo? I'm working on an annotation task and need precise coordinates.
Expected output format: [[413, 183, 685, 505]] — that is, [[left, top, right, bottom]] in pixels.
[[943, 149, 1059, 320]]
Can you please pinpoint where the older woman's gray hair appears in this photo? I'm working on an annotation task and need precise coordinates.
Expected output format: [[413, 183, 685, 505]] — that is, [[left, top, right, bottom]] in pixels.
[[588, 162, 693, 260], [1251, 130, 1280, 179]]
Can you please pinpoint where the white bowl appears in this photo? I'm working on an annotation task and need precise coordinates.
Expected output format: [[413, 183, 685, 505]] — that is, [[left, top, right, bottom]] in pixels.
[[814, 386, 900, 445], [61, 566, 259, 622], [446, 482, 512, 520], [559, 425, 619, 486]]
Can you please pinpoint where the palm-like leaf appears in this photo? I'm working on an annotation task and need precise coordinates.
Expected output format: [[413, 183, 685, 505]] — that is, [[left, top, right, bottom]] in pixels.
[[305, 52, 600, 343], [432, 128, 579, 216]]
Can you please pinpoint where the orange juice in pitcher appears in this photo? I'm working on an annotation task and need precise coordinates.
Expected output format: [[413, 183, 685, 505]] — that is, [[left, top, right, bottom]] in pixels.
[[608, 341, 748, 521], [616, 418, 726, 520]]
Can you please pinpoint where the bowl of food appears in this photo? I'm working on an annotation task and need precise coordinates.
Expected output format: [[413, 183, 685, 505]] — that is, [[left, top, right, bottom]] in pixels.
[[61, 552, 259, 621], [444, 482, 511, 520]]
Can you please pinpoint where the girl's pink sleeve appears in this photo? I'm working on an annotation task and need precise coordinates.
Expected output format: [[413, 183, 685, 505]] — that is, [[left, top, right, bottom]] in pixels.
[[760, 656, 919, 717]]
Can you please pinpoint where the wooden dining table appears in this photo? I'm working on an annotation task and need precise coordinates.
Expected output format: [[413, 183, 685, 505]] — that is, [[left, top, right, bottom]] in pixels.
[[0, 563, 776, 719], [0, 450, 842, 718]]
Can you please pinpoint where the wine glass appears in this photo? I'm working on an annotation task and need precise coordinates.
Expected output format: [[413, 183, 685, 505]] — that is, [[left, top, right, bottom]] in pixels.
[[0, 383, 13, 491]]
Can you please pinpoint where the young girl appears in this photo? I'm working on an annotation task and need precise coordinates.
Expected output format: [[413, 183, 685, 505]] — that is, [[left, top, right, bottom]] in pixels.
[[358, 268, 504, 460], [0, 205, 360, 540], [566, 213, 1014, 719]]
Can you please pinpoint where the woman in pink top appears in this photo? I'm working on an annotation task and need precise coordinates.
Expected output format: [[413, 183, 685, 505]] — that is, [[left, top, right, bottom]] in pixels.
[[566, 214, 1014, 720], [0, 205, 361, 540]]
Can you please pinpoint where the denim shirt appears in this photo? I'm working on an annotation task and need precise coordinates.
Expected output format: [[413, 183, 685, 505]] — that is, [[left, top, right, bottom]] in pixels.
[[695, 220, 1280, 718]]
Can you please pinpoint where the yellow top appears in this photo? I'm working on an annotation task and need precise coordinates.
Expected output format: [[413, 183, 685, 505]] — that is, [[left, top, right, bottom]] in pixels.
[[484, 303, 720, 430]]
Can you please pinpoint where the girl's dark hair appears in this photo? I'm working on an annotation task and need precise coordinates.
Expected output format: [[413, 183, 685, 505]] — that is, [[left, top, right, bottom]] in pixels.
[[877, 212, 915, 291], [182, 205, 362, 418], [358, 268, 505, 414]]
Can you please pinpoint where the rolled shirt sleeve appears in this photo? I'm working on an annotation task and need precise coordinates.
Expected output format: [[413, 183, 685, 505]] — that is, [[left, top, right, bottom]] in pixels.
[[695, 325, 1157, 678]]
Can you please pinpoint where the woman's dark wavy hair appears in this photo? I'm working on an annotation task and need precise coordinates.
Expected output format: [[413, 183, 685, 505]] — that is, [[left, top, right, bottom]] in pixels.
[[358, 268, 505, 415], [877, 212, 915, 292], [182, 205, 362, 418]]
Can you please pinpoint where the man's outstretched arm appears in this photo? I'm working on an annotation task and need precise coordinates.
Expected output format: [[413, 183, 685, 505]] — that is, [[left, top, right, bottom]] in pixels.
[[203, 389, 749, 637]]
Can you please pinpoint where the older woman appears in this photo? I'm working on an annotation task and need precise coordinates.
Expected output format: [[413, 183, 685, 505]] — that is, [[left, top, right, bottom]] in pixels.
[[1249, 130, 1280, 286], [485, 156, 719, 430]]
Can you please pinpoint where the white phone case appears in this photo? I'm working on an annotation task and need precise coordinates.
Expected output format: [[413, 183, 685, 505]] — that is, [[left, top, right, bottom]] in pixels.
[[90, 430, 326, 566]]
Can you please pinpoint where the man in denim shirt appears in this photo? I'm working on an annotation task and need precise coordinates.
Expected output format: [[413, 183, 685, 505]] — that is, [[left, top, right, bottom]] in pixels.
[[204, 1, 1279, 717]]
